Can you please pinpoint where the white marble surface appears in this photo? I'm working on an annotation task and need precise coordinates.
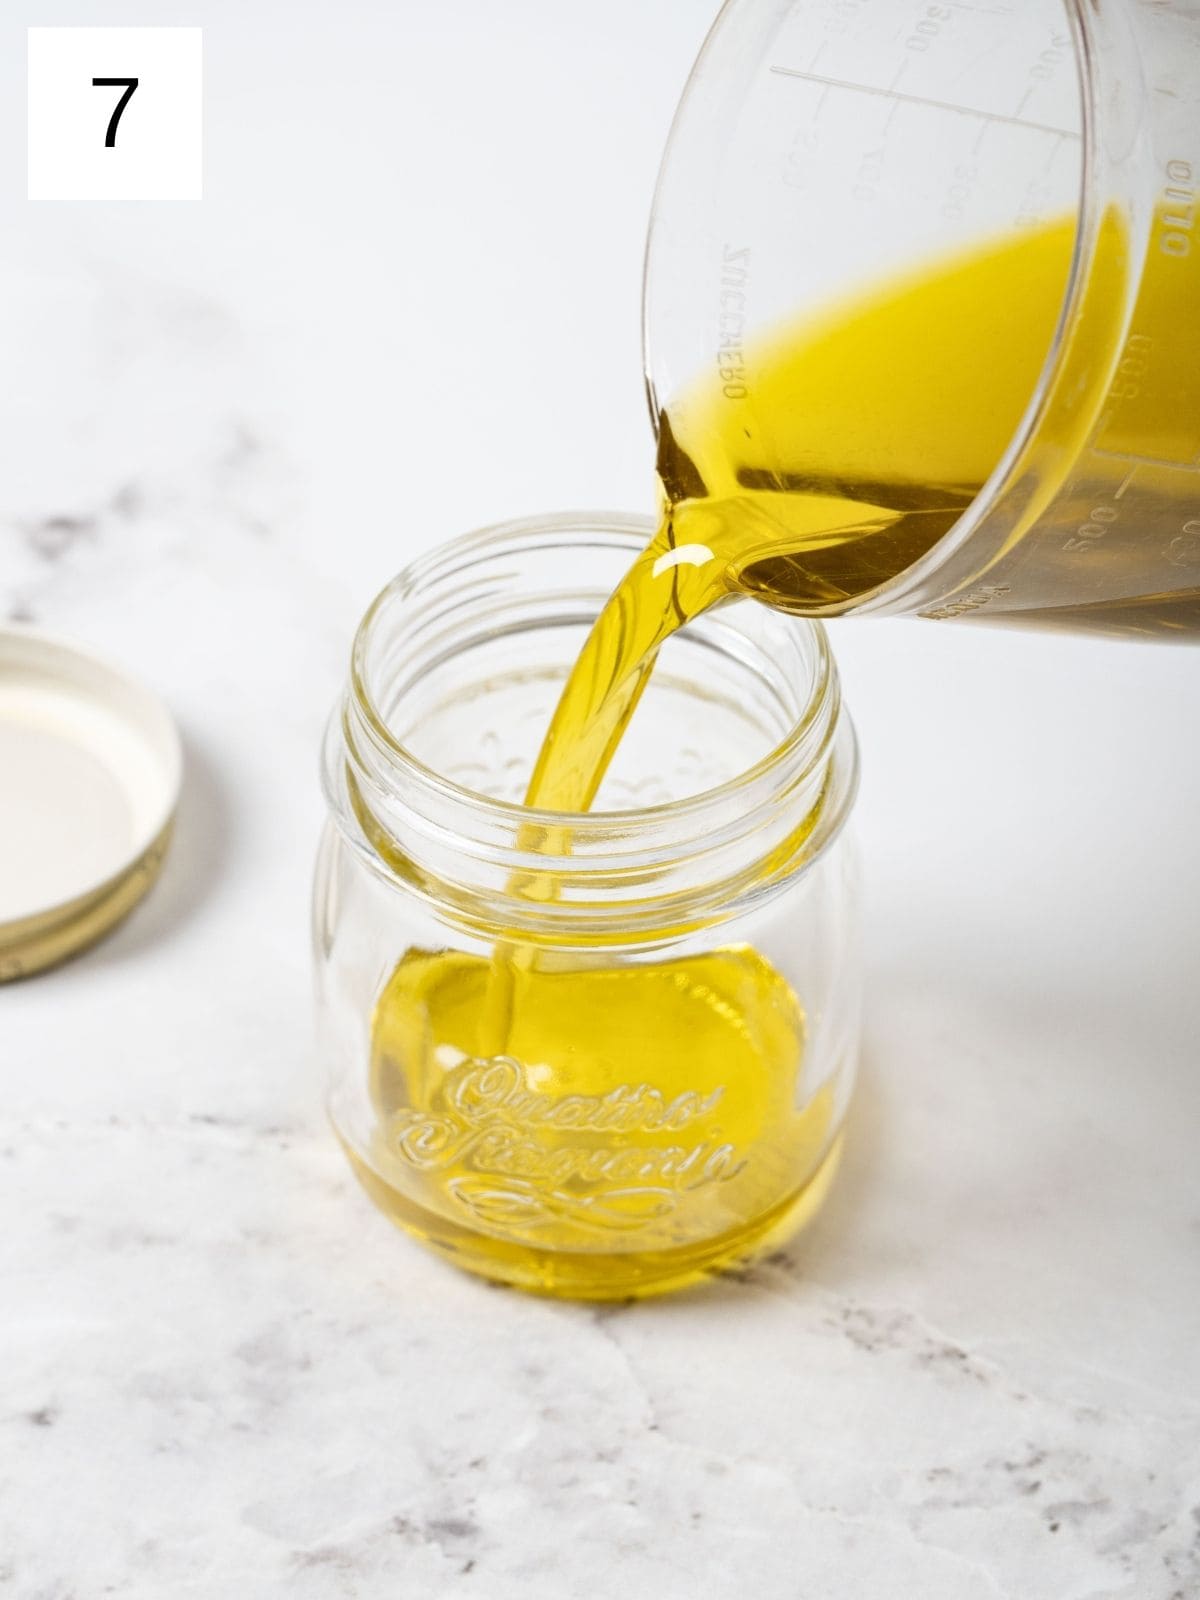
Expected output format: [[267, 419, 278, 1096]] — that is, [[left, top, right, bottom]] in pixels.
[[3, 3, 1200, 1596]]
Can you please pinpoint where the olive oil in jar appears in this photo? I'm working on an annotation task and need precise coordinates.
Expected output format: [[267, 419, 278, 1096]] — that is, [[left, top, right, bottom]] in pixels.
[[350, 946, 839, 1298]]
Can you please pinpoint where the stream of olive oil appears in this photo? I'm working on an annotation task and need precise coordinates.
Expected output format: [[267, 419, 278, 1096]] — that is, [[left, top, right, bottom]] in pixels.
[[522, 217, 1080, 812], [360, 219, 1098, 1295]]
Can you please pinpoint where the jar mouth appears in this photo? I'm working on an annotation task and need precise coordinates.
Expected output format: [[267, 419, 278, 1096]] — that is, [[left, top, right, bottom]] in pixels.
[[327, 513, 858, 935], [348, 511, 841, 834]]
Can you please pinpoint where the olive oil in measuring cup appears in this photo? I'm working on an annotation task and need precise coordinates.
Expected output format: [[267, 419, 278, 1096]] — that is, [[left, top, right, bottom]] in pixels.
[[524, 218, 1081, 815], [642, 0, 1200, 634]]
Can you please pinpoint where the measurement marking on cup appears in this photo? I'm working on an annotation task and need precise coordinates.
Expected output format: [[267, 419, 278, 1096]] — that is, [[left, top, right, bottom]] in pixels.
[[1113, 466, 1138, 500], [1095, 443, 1200, 470], [769, 66, 1080, 139], [882, 60, 909, 134], [1042, 132, 1071, 175], [1092, 445, 1200, 471]]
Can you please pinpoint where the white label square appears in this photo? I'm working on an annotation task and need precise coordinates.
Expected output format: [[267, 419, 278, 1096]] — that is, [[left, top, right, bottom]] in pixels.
[[28, 27, 202, 201]]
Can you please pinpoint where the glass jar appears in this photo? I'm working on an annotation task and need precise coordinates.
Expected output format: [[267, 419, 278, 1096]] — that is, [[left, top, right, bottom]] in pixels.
[[313, 513, 861, 1299]]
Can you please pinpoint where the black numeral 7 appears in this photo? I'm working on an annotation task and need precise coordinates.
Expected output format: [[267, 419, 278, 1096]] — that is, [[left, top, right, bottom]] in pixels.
[[92, 77, 139, 148]]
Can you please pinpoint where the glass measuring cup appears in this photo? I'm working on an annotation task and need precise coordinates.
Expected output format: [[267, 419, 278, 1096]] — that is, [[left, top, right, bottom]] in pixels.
[[644, 0, 1200, 638]]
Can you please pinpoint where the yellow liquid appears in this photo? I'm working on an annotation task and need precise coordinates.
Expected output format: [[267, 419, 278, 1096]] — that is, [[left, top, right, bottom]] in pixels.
[[356, 946, 839, 1298], [356, 214, 1198, 1295]]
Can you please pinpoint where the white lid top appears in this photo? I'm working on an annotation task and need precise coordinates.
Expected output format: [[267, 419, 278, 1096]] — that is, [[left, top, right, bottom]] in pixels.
[[0, 626, 181, 943]]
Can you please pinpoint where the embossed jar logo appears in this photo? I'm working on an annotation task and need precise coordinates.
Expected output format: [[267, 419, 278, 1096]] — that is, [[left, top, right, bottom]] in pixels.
[[387, 1054, 746, 1236]]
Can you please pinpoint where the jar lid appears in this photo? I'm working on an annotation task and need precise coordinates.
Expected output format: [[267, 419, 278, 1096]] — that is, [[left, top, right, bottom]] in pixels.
[[0, 627, 181, 981]]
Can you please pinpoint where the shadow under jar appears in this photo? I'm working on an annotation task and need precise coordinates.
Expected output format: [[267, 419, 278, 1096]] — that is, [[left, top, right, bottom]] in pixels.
[[313, 513, 862, 1299]]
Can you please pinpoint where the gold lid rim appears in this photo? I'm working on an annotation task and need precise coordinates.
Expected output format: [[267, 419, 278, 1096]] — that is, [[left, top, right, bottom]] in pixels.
[[0, 818, 176, 982], [0, 624, 183, 981]]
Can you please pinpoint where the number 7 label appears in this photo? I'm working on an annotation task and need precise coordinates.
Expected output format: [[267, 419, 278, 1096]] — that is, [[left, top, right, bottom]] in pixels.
[[92, 78, 140, 149], [28, 29, 201, 201]]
